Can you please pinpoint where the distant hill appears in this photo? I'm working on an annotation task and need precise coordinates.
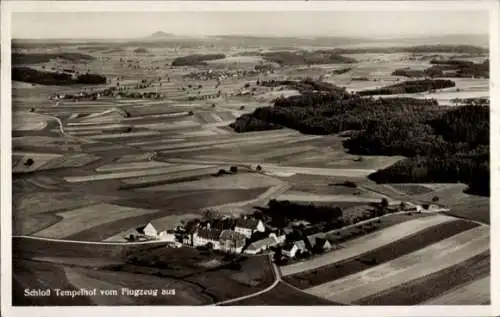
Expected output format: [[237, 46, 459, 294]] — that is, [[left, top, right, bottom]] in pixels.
[[149, 31, 176, 39]]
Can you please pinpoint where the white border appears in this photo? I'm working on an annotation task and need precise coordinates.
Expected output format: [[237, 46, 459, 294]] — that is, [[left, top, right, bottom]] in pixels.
[[1, 2, 499, 317]]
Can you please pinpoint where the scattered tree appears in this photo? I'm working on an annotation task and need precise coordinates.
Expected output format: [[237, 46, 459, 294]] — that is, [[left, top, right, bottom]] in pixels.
[[24, 158, 34, 167]]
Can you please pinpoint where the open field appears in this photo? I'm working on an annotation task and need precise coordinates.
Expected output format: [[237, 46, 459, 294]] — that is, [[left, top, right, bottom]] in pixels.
[[12, 112, 50, 131], [355, 252, 490, 305], [306, 225, 489, 303], [410, 183, 490, 224], [33, 203, 159, 239], [422, 276, 490, 305], [139, 173, 284, 191], [95, 161, 172, 172], [276, 191, 389, 203], [65, 164, 215, 182]]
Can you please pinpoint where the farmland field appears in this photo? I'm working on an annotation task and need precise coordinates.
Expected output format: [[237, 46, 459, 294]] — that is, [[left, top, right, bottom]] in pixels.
[[11, 30, 490, 306], [305, 226, 489, 304]]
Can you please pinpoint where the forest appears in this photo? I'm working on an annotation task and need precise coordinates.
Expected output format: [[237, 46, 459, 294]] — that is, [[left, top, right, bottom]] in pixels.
[[171, 53, 226, 66], [264, 199, 343, 226], [328, 45, 488, 54], [358, 79, 456, 96], [230, 79, 489, 196], [392, 59, 489, 79], [11, 52, 95, 65], [261, 50, 357, 66], [12, 67, 107, 85]]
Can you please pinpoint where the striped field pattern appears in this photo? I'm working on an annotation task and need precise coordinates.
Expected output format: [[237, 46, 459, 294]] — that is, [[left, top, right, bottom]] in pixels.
[[281, 214, 490, 305]]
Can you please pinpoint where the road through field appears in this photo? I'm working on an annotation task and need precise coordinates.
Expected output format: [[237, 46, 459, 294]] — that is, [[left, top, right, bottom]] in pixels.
[[281, 214, 455, 276], [167, 158, 377, 177], [213, 254, 281, 306], [306, 226, 489, 303]]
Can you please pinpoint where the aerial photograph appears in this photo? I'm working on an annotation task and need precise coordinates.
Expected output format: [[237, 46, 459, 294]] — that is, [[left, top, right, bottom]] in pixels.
[[10, 8, 490, 306]]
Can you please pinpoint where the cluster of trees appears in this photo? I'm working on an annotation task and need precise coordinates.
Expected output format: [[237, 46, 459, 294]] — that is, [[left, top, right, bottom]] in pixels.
[[332, 67, 352, 75], [393, 60, 489, 79], [451, 97, 489, 106], [229, 114, 284, 133], [12, 67, 106, 85], [258, 78, 346, 94], [11, 52, 95, 65], [133, 47, 150, 53], [265, 199, 343, 225], [328, 45, 488, 54], [171, 53, 226, 66], [358, 79, 456, 96], [261, 50, 357, 66]]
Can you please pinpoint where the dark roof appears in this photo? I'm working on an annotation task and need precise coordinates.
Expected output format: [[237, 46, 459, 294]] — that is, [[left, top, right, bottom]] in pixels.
[[196, 228, 222, 240], [235, 218, 260, 229], [282, 242, 295, 252], [136, 225, 146, 234], [211, 218, 235, 230], [219, 230, 246, 241]]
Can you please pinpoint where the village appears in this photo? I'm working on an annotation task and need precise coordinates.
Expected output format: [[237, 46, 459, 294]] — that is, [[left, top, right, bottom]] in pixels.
[[125, 198, 448, 263]]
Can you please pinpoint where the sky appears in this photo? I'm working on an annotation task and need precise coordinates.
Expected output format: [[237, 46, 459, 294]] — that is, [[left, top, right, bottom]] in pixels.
[[12, 11, 489, 39]]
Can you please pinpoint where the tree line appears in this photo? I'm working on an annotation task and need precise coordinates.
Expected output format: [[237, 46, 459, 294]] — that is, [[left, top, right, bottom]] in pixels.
[[12, 67, 107, 85], [261, 50, 357, 66], [392, 59, 489, 79], [171, 53, 226, 66], [358, 79, 456, 96], [12, 52, 95, 65]]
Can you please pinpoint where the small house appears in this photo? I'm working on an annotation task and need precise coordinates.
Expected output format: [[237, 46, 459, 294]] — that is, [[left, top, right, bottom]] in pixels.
[[244, 233, 284, 255], [235, 217, 265, 238], [135, 221, 166, 239], [158, 231, 177, 243], [307, 236, 333, 253], [282, 240, 307, 258]]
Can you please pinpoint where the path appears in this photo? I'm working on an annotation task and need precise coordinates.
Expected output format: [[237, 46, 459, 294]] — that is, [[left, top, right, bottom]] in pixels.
[[12, 235, 170, 246], [212, 254, 281, 306]]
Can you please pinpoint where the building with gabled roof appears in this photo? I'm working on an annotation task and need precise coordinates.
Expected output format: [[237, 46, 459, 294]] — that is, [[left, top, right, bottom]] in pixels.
[[244, 233, 285, 255], [234, 217, 265, 238], [282, 240, 307, 258], [193, 228, 223, 249], [219, 230, 246, 253]]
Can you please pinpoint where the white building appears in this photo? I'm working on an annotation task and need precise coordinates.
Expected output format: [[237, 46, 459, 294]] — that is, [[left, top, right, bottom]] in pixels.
[[244, 233, 285, 255], [192, 228, 222, 250], [282, 240, 307, 258], [234, 218, 265, 238], [136, 222, 163, 239]]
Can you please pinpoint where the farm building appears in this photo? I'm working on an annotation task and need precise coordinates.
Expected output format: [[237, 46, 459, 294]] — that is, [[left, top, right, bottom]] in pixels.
[[244, 233, 285, 255], [193, 228, 223, 249], [219, 230, 247, 253], [282, 240, 307, 258], [135, 221, 167, 240], [306, 236, 333, 252], [234, 217, 265, 238], [158, 231, 177, 243]]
